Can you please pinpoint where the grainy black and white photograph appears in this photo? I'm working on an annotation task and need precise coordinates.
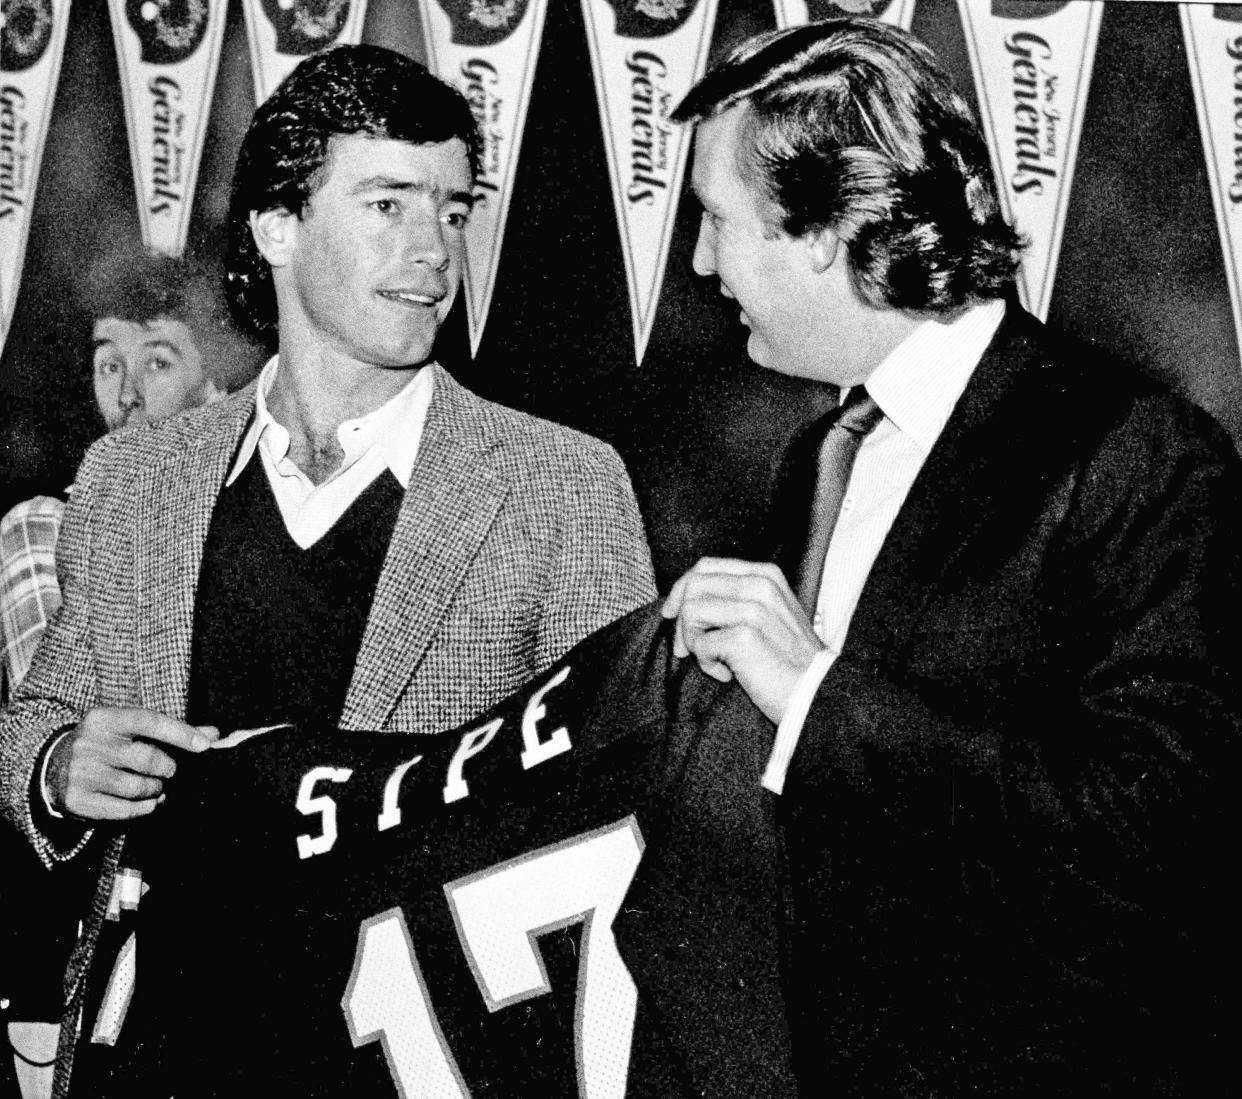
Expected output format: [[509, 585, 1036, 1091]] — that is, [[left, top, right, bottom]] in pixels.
[[2, 1, 1238, 1095]]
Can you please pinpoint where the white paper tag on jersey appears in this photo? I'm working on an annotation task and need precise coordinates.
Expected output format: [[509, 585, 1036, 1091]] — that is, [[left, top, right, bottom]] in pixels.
[[105, 866, 147, 921]]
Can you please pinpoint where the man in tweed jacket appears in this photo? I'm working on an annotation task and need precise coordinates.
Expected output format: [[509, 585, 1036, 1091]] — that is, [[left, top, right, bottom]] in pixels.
[[0, 46, 654, 868]]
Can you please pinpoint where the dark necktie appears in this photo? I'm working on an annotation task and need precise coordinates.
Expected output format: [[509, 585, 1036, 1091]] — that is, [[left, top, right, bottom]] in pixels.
[[793, 386, 884, 616]]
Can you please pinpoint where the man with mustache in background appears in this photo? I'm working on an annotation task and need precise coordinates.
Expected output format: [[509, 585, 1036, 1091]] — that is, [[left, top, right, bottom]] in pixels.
[[1, 249, 259, 1099]]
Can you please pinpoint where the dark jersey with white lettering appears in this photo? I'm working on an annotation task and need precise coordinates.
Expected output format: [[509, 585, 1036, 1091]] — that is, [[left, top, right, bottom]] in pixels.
[[64, 606, 798, 1099]]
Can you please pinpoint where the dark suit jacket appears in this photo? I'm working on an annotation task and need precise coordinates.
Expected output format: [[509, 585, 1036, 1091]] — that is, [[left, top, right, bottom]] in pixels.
[[776, 306, 1242, 1094]]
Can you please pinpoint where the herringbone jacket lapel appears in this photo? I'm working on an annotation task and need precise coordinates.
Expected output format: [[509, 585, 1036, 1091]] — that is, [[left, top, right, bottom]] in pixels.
[[133, 392, 256, 717], [341, 366, 510, 730]]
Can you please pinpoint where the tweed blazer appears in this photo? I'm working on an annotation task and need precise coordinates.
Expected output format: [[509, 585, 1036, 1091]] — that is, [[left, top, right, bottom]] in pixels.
[[0, 364, 655, 866]]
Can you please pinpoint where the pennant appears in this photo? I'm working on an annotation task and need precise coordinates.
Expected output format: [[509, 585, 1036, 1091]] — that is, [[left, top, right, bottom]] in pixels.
[[240, 0, 369, 106], [417, 0, 550, 358], [582, 0, 719, 364], [107, 0, 228, 257], [958, 0, 1102, 321], [0, 0, 71, 357], [1182, 3, 1242, 370], [774, 0, 915, 32]]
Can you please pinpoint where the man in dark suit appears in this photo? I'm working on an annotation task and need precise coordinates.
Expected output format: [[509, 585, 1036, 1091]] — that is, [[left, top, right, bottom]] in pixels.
[[661, 18, 1242, 1093]]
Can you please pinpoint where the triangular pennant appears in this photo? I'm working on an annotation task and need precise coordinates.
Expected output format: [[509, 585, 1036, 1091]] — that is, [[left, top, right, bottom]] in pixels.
[[774, 0, 915, 32], [0, 0, 72, 357], [106, 0, 229, 257], [958, 0, 1102, 321], [417, 0, 550, 359], [240, 0, 369, 106], [1182, 3, 1242, 369], [581, 0, 719, 365]]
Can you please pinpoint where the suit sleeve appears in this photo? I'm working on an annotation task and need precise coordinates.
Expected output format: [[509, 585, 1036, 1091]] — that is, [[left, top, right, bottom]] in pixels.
[[0, 445, 110, 867], [534, 442, 657, 671]]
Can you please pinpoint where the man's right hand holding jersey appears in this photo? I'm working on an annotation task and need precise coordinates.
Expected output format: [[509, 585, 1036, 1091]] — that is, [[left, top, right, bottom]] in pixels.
[[43, 709, 218, 821]]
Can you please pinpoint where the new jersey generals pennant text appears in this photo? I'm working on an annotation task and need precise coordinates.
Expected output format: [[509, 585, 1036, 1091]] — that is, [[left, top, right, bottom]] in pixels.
[[0, 0, 71, 357], [581, 0, 718, 364], [418, 0, 550, 358], [106, 0, 227, 257], [958, 0, 1102, 321]]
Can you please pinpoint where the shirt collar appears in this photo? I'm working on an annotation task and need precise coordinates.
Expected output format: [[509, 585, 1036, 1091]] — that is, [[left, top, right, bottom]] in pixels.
[[227, 356, 436, 489], [861, 298, 1006, 452]]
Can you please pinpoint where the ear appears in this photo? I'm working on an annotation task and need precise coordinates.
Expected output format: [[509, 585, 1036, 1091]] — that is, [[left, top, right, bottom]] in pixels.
[[805, 226, 842, 275], [193, 378, 226, 410], [249, 207, 298, 268]]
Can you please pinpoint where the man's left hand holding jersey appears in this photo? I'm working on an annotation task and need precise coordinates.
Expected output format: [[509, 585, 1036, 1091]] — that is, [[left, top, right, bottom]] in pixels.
[[660, 519, 1242, 1094]]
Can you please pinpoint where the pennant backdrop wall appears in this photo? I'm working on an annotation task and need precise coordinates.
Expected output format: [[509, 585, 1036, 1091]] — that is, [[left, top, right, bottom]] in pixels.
[[2, 0, 1241, 588], [241, 0, 369, 104], [775, 0, 916, 31], [582, 0, 719, 364], [959, 0, 1102, 321], [1, 0, 71, 355], [1181, 2, 1242, 381], [418, 0, 551, 357], [107, 0, 229, 256]]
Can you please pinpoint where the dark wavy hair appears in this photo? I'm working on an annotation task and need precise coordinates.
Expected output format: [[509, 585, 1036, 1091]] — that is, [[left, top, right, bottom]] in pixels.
[[85, 249, 202, 330], [225, 44, 481, 341], [672, 18, 1024, 313], [85, 248, 262, 392]]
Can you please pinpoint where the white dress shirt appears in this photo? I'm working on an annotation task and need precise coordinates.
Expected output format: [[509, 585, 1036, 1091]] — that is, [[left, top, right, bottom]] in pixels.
[[227, 356, 436, 548], [763, 299, 1006, 793]]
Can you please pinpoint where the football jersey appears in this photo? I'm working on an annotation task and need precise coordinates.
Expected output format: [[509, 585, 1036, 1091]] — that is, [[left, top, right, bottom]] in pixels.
[[63, 605, 799, 1098]]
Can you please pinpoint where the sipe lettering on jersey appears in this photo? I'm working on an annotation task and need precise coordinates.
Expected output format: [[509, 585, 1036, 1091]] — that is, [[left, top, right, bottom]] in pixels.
[[295, 666, 574, 859]]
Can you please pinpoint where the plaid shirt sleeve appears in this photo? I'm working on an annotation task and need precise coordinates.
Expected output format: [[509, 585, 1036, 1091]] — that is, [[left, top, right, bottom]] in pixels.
[[0, 495, 66, 695]]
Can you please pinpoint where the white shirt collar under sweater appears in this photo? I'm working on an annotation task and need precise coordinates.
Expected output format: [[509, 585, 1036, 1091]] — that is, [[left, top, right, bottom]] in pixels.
[[226, 356, 435, 548]]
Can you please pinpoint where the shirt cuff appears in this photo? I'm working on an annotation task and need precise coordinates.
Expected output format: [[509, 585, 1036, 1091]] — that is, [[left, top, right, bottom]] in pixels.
[[762, 647, 837, 795], [38, 728, 74, 819]]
